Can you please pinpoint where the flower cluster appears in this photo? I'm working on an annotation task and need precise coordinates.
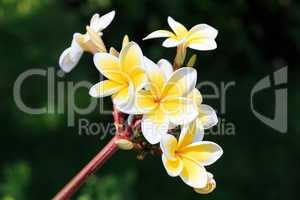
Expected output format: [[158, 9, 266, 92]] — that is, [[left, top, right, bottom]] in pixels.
[[59, 11, 222, 194]]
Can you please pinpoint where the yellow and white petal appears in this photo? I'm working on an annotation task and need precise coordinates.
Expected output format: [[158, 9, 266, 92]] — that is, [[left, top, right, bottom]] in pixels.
[[162, 97, 198, 125], [187, 24, 218, 51], [143, 30, 174, 40], [198, 104, 218, 129], [141, 109, 169, 144], [179, 141, 223, 166], [158, 59, 174, 80], [187, 88, 203, 107], [177, 121, 204, 149], [162, 67, 197, 99], [160, 134, 178, 160], [119, 42, 144, 73], [89, 80, 124, 97], [143, 56, 165, 97], [194, 172, 216, 194], [120, 90, 157, 115], [134, 90, 158, 114], [112, 81, 134, 107], [188, 39, 217, 51], [162, 38, 182, 48], [90, 10, 115, 32], [93, 53, 123, 79], [179, 156, 208, 188], [188, 24, 218, 41], [167, 16, 188, 38], [122, 35, 130, 48], [129, 67, 147, 91], [59, 47, 82, 73], [162, 155, 183, 177]]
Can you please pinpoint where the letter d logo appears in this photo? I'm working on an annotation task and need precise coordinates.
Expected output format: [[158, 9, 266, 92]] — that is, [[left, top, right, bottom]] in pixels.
[[250, 67, 288, 133]]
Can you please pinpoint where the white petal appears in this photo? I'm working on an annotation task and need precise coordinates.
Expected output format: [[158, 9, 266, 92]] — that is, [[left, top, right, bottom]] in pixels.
[[188, 40, 217, 51], [167, 16, 188, 37], [69, 33, 84, 60], [179, 122, 205, 147], [89, 80, 123, 98], [180, 141, 223, 166], [163, 67, 197, 97], [143, 30, 174, 40], [188, 24, 218, 40], [162, 38, 182, 48], [180, 157, 208, 188], [162, 97, 198, 125], [158, 59, 173, 80], [162, 155, 183, 177], [90, 10, 115, 32], [198, 104, 218, 129], [112, 81, 135, 108], [141, 115, 169, 144], [160, 134, 178, 160], [59, 48, 80, 73]]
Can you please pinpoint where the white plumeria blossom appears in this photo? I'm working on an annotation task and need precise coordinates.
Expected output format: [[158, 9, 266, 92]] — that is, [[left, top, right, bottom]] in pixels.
[[160, 123, 223, 188], [126, 57, 198, 144], [144, 16, 218, 51], [89, 42, 147, 109], [59, 10, 115, 73]]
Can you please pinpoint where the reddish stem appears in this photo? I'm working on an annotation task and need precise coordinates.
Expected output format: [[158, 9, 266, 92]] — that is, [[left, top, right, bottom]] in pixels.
[[53, 136, 121, 200]]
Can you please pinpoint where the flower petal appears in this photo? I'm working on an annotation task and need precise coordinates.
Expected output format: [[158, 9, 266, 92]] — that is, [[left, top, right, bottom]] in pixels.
[[187, 24, 218, 51], [167, 16, 188, 38], [130, 66, 147, 91], [135, 90, 158, 114], [160, 134, 178, 160], [143, 30, 174, 40], [93, 54, 129, 84], [158, 59, 173, 80], [188, 39, 217, 51], [161, 97, 198, 125], [141, 110, 169, 144], [179, 141, 223, 166], [180, 156, 208, 188], [162, 38, 182, 48], [69, 33, 84, 60], [187, 88, 203, 106], [162, 155, 183, 177], [194, 172, 216, 194], [188, 24, 218, 40], [90, 10, 115, 32], [198, 104, 218, 129], [89, 80, 124, 97], [112, 81, 134, 107], [177, 121, 204, 149], [143, 56, 166, 97], [162, 67, 197, 98], [59, 47, 82, 73], [119, 42, 144, 73]]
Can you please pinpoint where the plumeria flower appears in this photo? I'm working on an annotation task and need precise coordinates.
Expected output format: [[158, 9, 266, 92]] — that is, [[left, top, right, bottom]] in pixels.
[[59, 10, 115, 73], [160, 123, 223, 189], [194, 172, 216, 194], [143, 16, 218, 51], [128, 58, 198, 144], [187, 88, 218, 141], [89, 42, 147, 108]]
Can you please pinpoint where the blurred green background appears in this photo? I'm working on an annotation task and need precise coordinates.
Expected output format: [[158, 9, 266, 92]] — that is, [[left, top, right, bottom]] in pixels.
[[0, 0, 298, 199]]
